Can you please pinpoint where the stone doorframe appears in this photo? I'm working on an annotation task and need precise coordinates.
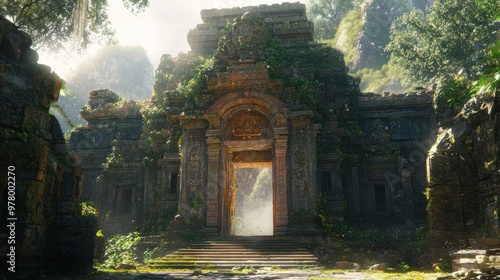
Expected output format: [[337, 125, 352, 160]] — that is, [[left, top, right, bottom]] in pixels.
[[203, 91, 289, 236], [225, 146, 273, 236]]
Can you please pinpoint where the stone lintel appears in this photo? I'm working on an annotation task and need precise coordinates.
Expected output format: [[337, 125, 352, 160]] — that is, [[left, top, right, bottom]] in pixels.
[[179, 115, 208, 130]]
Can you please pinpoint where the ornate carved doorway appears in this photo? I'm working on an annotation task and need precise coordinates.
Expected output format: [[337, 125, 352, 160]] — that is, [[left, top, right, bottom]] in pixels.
[[202, 93, 290, 236], [221, 110, 275, 235]]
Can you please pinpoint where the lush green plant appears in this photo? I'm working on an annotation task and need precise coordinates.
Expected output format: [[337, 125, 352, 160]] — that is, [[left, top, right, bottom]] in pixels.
[[433, 73, 471, 117], [102, 232, 142, 269], [80, 201, 98, 216], [141, 206, 177, 235], [472, 40, 500, 96], [102, 146, 123, 172]]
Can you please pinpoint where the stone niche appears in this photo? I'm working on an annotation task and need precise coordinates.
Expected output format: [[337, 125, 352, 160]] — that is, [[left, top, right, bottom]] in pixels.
[[0, 15, 96, 277], [71, 2, 438, 240]]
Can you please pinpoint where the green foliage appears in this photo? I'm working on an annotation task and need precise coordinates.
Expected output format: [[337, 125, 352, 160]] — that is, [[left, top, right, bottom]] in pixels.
[[307, 0, 360, 40], [0, 128, 31, 148], [153, 53, 214, 99], [433, 73, 471, 116], [50, 102, 75, 130], [332, 9, 364, 67], [103, 145, 123, 172], [1, 0, 149, 51], [265, 40, 345, 121], [102, 232, 142, 269], [355, 62, 408, 93], [471, 40, 500, 96], [287, 76, 324, 117], [141, 206, 177, 235], [80, 201, 98, 216], [387, 0, 500, 86]]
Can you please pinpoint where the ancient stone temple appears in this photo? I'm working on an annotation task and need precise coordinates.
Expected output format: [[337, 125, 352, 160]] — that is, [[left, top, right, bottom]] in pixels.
[[70, 3, 436, 237]]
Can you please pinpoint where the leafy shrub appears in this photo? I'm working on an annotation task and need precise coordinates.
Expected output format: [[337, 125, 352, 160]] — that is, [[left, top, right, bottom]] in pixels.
[[80, 201, 98, 216], [102, 232, 142, 269]]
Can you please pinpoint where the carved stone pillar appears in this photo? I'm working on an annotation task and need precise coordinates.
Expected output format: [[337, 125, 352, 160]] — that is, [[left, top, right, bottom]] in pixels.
[[178, 116, 207, 220], [274, 128, 288, 235], [205, 131, 221, 236], [289, 111, 317, 214]]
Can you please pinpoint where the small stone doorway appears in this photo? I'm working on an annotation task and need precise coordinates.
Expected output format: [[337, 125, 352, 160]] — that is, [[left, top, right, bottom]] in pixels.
[[231, 165, 273, 236]]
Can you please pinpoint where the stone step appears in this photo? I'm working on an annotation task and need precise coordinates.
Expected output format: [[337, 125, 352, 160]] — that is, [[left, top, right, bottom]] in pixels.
[[147, 237, 318, 269], [165, 255, 316, 260], [451, 250, 488, 258]]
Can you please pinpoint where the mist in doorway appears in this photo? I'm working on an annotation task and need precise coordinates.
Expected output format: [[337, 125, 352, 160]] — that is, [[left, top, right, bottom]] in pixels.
[[235, 168, 273, 236]]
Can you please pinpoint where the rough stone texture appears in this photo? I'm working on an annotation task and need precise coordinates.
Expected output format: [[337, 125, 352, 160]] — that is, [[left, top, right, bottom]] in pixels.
[[0, 15, 96, 277], [70, 3, 436, 239], [69, 89, 144, 236], [427, 92, 500, 262]]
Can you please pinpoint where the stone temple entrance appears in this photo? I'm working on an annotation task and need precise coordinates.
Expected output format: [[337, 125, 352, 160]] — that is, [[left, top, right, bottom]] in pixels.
[[232, 166, 273, 236], [219, 110, 282, 236]]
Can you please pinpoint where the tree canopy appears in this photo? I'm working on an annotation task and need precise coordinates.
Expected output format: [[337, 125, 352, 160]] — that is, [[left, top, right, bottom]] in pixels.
[[386, 0, 500, 86], [307, 0, 359, 40], [1, 0, 149, 51]]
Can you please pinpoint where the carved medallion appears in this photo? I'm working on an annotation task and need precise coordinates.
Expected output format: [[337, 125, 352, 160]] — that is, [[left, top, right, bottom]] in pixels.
[[225, 112, 269, 140]]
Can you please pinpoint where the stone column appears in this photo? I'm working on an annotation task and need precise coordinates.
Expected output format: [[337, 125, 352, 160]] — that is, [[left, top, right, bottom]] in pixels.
[[178, 116, 207, 221], [205, 131, 221, 236], [289, 111, 317, 214], [350, 155, 361, 214], [274, 128, 288, 235]]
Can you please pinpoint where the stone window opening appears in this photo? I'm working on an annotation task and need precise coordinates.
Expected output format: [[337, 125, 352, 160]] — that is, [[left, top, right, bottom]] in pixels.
[[320, 170, 333, 193], [373, 183, 388, 212], [115, 187, 133, 216], [169, 172, 178, 194]]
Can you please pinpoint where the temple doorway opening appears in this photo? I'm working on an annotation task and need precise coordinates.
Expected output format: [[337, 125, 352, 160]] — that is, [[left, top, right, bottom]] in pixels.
[[232, 167, 273, 236]]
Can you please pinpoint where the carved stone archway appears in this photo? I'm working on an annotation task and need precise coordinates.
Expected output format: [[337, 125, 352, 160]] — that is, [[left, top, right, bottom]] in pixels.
[[204, 92, 289, 236]]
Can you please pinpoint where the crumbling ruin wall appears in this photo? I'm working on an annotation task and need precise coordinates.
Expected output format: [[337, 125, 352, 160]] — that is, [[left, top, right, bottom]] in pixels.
[[427, 92, 500, 259], [68, 89, 144, 236], [0, 15, 96, 277]]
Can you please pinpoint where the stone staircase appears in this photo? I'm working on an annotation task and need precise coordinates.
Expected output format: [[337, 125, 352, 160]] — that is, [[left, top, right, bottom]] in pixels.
[[147, 236, 318, 269]]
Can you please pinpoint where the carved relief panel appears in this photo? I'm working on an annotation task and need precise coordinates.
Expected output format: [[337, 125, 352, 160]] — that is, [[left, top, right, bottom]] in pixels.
[[224, 112, 272, 140]]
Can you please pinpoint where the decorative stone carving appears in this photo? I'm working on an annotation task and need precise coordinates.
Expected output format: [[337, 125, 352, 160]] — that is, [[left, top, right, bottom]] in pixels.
[[225, 111, 270, 140]]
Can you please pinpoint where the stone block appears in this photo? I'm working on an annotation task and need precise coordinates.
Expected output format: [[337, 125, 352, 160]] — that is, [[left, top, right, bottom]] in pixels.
[[57, 201, 77, 215], [427, 153, 460, 186], [0, 100, 24, 129], [428, 210, 465, 231], [1, 28, 32, 62], [426, 185, 463, 212], [21, 105, 51, 140]]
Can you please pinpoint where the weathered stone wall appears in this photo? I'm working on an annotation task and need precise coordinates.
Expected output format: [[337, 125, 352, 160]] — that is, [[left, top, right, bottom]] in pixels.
[[69, 89, 144, 235], [427, 92, 500, 260], [0, 15, 96, 277], [188, 2, 313, 53], [356, 91, 436, 222]]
